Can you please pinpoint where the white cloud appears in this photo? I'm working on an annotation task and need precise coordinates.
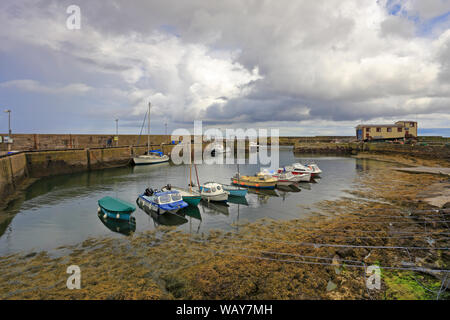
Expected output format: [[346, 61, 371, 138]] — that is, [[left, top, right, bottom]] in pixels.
[[0, 0, 448, 134], [0, 79, 92, 95]]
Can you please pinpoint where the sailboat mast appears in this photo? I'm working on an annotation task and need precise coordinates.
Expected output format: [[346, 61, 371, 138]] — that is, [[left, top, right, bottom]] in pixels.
[[147, 102, 151, 151]]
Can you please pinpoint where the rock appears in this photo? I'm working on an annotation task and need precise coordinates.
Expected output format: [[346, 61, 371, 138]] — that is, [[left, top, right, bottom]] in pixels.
[[336, 248, 354, 258]]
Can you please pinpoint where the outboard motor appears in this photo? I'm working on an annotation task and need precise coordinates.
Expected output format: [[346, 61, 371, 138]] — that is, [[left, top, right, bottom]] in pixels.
[[144, 188, 153, 196], [166, 184, 172, 190]]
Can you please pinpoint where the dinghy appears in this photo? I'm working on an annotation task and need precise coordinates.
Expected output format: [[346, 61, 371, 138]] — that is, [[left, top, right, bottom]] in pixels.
[[98, 196, 136, 221]]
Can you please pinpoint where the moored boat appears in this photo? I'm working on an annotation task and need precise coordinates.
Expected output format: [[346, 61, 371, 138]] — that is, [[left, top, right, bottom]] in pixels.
[[161, 185, 201, 206], [222, 184, 248, 197], [200, 182, 229, 202], [132, 102, 170, 165], [231, 173, 277, 189], [278, 164, 312, 181], [98, 196, 136, 221], [133, 150, 170, 165], [137, 189, 188, 214]]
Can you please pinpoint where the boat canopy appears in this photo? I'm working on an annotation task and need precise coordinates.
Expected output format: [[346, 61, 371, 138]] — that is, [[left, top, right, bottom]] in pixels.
[[98, 196, 136, 213], [148, 149, 164, 156]]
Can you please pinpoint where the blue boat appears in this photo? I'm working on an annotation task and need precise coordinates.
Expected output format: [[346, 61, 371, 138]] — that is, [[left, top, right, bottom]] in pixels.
[[98, 196, 136, 221], [137, 190, 188, 214], [222, 184, 248, 197]]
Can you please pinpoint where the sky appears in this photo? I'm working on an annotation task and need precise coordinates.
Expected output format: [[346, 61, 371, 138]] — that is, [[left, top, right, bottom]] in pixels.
[[0, 0, 449, 136]]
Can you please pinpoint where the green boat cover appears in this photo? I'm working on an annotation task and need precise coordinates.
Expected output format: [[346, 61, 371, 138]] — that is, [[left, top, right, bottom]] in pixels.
[[98, 196, 136, 213]]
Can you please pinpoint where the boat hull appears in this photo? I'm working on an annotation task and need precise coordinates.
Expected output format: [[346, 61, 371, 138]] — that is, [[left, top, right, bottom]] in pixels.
[[231, 179, 276, 189], [225, 188, 248, 197], [137, 195, 187, 214], [99, 207, 133, 221], [183, 196, 202, 206], [201, 192, 229, 202], [133, 155, 170, 165]]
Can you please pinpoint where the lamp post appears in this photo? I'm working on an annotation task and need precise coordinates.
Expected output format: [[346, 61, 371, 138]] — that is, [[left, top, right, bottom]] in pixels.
[[115, 119, 119, 146], [4, 109, 11, 136], [4, 109, 11, 151]]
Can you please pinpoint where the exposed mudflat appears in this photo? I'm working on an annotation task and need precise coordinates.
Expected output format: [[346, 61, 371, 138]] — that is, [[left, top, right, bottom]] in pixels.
[[0, 156, 449, 300]]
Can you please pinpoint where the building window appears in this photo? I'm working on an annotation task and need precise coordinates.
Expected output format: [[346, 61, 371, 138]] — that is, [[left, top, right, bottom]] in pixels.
[[376, 128, 381, 132], [410, 122, 415, 127], [366, 128, 371, 132], [387, 127, 392, 132], [398, 127, 402, 132]]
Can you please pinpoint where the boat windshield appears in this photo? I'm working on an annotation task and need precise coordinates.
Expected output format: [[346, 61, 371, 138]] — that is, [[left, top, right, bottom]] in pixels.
[[158, 194, 172, 204], [171, 193, 182, 201]]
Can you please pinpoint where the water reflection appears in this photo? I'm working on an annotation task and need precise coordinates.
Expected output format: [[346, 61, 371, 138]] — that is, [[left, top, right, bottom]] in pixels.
[[199, 200, 230, 216], [97, 213, 136, 235], [1, 152, 366, 255], [228, 196, 249, 206]]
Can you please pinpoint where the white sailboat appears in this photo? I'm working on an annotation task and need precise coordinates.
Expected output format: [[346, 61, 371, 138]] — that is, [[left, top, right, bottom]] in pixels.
[[133, 102, 170, 165]]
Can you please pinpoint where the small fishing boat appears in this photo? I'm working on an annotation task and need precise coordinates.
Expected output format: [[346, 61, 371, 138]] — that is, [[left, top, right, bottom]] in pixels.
[[98, 196, 136, 221], [161, 184, 201, 206], [305, 163, 322, 176], [259, 168, 300, 186], [278, 165, 312, 181], [199, 182, 229, 202], [222, 184, 248, 197], [137, 189, 188, 214], [231, 173, 277, 189]]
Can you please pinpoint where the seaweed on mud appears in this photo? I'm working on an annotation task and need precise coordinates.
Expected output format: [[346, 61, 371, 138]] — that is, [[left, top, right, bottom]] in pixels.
[[0, 156, 448, 299]]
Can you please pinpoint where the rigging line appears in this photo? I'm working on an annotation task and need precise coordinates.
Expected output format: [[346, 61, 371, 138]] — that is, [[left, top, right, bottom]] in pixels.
[[260, 225, 450, 236], [200, 234, 450, 251], [327, 220, 449, 225], [277, 230, 450, 241], [210, 250, 450, 273], [135, 108, 148, 147], [191, 240, 450, 277], [403, 248, 443, 296], [326, 212, 450, 219], [189, 239, 365, 264]]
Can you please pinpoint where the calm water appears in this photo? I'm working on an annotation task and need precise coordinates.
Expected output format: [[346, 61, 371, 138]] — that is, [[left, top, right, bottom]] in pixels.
[[0, 149, 364, 255]]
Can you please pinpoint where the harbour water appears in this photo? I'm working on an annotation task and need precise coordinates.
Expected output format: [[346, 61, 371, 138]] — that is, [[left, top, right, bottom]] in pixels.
[[0, 148, 361, 255]]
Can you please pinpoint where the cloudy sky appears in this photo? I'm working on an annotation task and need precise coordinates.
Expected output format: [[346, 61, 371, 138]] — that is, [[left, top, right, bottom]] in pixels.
[[0, 0, 449, 136]]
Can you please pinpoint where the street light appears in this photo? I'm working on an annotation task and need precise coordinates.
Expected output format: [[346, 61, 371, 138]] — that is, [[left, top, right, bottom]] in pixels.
[[4, 109, 11, 136], [115, 118, 119, 146]]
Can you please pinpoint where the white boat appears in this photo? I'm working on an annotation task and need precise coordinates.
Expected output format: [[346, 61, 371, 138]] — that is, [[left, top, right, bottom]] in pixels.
[[133, 102, 170, 165], [277, 164, 312, 181], [272, 171, 302, 185], [259, 169, 299, 186], [211, 142, 231, 154], [200, 182, 229, 202], [133, 151, 170, 165], [305, 163, 322, 176]]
